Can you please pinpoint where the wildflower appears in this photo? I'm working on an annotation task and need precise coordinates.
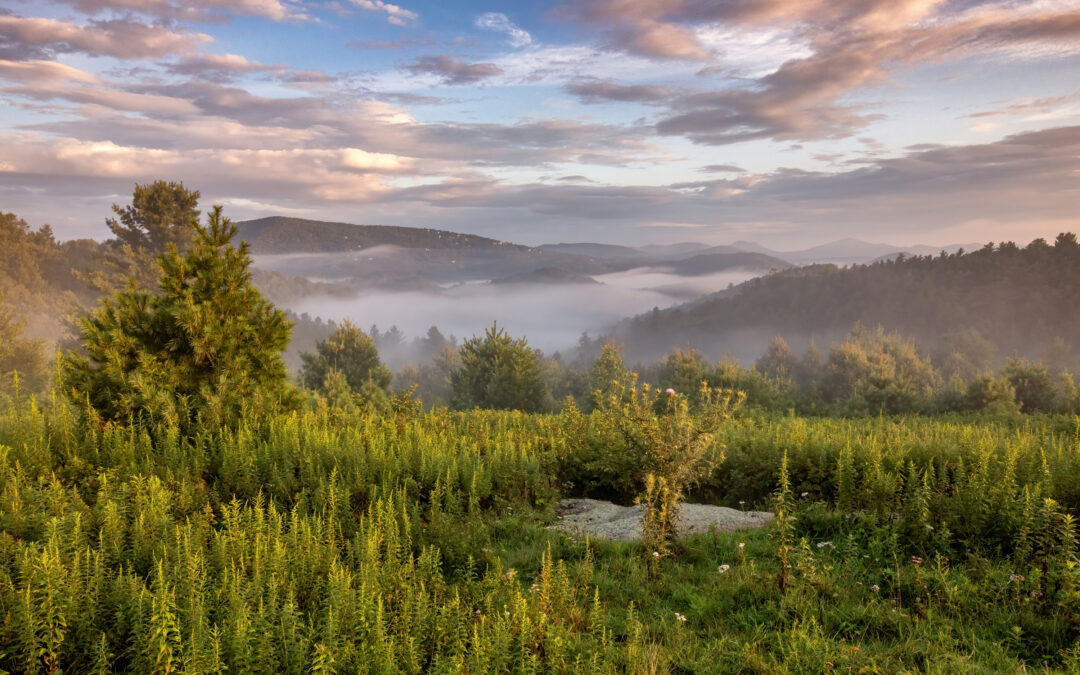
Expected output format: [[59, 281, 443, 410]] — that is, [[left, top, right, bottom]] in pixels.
[[737, 542, 745, 550], [652, 551, 660, 558], [816, 541, 835, 549], [1010, 573, 1025, 583], [502, 570, 516, 581], [675, 612, 687, 622], [801, 492, 809, 497], [718, 564, 730, 574], [870, 585, 880, 593], [665, 388, 676, 396]]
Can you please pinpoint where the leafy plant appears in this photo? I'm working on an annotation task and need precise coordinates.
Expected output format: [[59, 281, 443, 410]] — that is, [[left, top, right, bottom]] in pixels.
[[599, 376, 744, 557]]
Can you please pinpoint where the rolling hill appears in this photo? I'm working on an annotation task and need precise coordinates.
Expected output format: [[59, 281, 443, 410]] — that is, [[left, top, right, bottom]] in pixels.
[[611, 236, 1080, 367], [236, 216, 530, 254]]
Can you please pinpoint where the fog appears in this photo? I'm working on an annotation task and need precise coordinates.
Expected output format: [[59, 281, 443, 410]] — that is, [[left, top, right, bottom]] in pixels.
[[283, 266, 766, 355]]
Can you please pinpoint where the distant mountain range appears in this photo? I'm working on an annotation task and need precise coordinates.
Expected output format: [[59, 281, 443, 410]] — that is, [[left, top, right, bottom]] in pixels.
[[728, 238, 979, 265], [236, 217, 793, 291], [233, 215, 1019, 364], [539, 238, 979, 266], [236, 216, 528, 254]]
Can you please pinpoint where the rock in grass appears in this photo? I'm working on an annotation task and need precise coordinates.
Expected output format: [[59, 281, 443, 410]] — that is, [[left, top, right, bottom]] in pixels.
[[550, 498, 773, 542]]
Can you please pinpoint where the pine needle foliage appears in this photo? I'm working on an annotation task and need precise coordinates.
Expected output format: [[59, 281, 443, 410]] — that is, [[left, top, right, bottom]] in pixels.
[[61, 205, 293, 431]]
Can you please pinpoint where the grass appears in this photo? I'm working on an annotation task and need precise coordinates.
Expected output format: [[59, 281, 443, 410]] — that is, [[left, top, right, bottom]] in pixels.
[[0, 389, 1078, 673]]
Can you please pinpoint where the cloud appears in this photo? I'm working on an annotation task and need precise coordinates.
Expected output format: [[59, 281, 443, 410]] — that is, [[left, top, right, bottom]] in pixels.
[[349, 0, 417, 26], [0, 58, 100, 84], [968, 90, 1080, 119], [3, 123, 1079, 249], [564, 77, 672, 104], [406, 54, 502, 85], [475, 13, 532, 47], [45, 0, 304, 22], [700, 164, 745, 173], [559, 0, 1080, 145], [0, 133, 420, 204], [0, 15, 211, 60], [347, 37, 430, 49], [165, 53, 278, 80]]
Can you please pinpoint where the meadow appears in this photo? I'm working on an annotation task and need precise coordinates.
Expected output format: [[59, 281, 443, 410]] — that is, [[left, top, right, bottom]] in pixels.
[[2, 385, 1079, 673]]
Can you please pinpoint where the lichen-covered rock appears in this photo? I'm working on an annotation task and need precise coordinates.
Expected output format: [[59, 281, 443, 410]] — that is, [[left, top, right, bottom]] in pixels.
[[550, 498, 773, 542]]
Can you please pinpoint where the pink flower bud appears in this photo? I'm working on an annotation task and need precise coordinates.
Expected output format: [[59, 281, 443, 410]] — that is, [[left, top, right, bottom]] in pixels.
[[665, 388, 676, 396]]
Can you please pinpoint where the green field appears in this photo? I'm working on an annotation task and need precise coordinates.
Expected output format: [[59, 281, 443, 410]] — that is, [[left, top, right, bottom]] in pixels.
[[2, 389, 1079, 673]]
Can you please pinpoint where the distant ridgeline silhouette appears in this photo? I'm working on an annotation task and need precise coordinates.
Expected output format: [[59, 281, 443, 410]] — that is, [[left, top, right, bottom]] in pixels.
[[614, 234, 1080, 366], [234, 216, 528, 254]]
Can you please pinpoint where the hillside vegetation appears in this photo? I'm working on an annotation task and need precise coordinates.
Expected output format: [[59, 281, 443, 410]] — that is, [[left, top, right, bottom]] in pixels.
[[616, 235, 1080, 366], [236, 216, 530, 254]]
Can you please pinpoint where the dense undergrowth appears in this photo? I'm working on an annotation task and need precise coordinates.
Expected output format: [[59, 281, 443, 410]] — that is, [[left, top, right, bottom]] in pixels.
[[2, 389, 1080, 673]]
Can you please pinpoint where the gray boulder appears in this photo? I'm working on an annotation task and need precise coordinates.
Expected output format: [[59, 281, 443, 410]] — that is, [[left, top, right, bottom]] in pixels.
[[550, 498, 773, 542]]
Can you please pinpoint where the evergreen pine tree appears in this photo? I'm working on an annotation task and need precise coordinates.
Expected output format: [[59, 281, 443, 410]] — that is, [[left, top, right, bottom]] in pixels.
[[451, 322, 548, 412], [82, 181, 201, 294], [62, 205, 293, 430], [300, 320, 391, 395]]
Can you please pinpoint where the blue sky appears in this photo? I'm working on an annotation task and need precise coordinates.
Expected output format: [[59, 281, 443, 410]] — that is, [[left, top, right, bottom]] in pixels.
[[1, 0, 1079, 247]]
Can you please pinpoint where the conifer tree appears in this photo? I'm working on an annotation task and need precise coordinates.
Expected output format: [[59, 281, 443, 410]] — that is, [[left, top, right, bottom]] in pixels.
[[62, 205, 293, 430], [300, 320, 391, 395], [588, 342, 633, 407], [451, 323, 548, 412], [756, 336, 798, 381], [82, 181, 201, 293]]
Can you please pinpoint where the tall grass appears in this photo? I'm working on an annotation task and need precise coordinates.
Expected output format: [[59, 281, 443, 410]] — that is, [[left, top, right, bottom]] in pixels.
[[2, 388, 1079, 672]]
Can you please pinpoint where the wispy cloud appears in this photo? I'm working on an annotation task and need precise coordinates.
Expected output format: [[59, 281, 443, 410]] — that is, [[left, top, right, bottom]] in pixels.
[[405, 54, 503, 85], [349, 0, 417, 26], [564, 77, 671, 104], [475, 12, 532, 47]]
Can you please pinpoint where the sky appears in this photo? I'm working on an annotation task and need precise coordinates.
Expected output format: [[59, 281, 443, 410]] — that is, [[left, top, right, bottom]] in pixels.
[[0, 0, 1078, 247]]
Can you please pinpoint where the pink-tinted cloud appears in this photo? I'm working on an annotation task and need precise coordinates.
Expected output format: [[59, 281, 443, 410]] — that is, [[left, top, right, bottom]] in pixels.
[[565, 77, 672, 104], [563, 0, 1080, 145], [46, 0, 303, 22], [405, 54, 503, 85], [0, 14, 211, 60], [349, 0, 417, 26]]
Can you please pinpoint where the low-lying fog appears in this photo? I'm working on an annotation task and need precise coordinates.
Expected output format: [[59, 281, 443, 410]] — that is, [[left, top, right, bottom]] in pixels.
[[283, 267, 764, 354]]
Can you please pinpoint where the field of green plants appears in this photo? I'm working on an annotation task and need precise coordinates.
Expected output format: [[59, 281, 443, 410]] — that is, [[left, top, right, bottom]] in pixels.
[[2, 385, 1080, 673]]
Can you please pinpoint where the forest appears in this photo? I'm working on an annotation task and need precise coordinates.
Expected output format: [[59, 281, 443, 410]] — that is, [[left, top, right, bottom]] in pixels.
[[2, 182, 1080, 672], [614, 236, 1080, 368]]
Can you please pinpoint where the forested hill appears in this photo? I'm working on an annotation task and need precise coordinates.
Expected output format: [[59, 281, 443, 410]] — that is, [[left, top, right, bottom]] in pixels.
[[664, 252, 793, 276], [614, 234, 1080, 366], [235, 216, 529, 254]]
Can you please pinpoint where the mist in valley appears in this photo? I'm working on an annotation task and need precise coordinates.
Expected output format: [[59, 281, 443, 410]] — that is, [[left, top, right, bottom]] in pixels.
[[277, 261, 768, 360]]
